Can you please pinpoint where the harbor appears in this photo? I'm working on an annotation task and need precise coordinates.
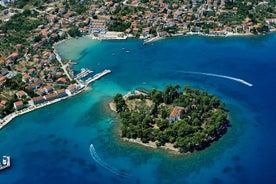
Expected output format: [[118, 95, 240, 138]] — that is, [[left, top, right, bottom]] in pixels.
[[75, 68, 93, 80], [74, 68, 111, 86], [0, 69, 112, 130], [0, 156, 11, 171]]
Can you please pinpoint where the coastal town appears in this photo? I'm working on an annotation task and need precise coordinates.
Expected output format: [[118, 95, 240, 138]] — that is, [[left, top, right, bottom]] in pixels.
[[0, 0, 275, 129]]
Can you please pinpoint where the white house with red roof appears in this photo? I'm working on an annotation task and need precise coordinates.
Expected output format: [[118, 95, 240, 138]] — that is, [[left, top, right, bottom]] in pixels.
[[43, 93, 57, 101], [37, 87, 46, 95], [22, 73, 31, 83], [44, 85, 54, 93], [14, 100, 24, 110], [28, 68, 36, 76], [66, 84, 78, 94], [16, 90, 27, 99], [56, 77, 67, 84], [56, 89, 68, 98], [65, 84, 83, 95], [169, 106, 185, 123], [31, 96, 45, 105], [7, 52, 19, 62]]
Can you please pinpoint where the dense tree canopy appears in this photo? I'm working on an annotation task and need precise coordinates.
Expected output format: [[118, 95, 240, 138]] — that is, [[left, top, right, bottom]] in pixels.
[[114, 85, 229, 153]]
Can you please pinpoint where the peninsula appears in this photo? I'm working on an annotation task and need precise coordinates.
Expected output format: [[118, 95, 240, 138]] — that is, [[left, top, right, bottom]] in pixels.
[[111, 85, 229, 153]]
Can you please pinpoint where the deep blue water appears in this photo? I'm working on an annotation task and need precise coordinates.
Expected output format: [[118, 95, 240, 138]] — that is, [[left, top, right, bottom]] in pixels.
[[0, 35, 275, 184]]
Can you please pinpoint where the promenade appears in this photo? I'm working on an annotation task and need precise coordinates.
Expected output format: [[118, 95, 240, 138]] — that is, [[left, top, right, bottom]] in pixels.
[[0, 68, 111, 130], [53, 49, 73, 81]]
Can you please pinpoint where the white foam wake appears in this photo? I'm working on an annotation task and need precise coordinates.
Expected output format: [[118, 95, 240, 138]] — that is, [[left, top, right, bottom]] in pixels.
[[182, 71, 253, 87], [89, 144, 129, 178]]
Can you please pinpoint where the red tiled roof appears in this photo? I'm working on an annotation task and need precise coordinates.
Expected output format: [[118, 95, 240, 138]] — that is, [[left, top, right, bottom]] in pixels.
[[44, 93, 57, 100], [44, 85, 53, 90], [38, 87, 45, 93], [56, 89, 65, 94], [56, 77, 67, 83], [1, 100, 7, 105], [17, 90, 26, 97], [14, 100, 23, 106], [32, 96, 44, 102], [169, 106, 185, 118], [0, 76, 6, 81], [23, 73, 30, 79], [68, 84, 77, 90], [8, 52, 19, 58]]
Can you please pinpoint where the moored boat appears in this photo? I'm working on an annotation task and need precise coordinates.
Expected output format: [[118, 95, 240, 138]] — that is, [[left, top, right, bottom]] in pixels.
[[0, 156, 11, 171]]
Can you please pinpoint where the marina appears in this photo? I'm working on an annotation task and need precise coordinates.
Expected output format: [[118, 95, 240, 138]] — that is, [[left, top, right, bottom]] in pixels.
[[75, 68, 93, 79], [0, 156, 11, 171]]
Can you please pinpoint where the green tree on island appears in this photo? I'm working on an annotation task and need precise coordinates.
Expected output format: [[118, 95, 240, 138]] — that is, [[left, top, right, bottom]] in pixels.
[[113, 85, 229, 153]]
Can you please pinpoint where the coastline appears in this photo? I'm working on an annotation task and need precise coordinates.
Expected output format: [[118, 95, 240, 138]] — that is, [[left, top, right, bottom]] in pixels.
[[0, 36, 99, 130], [108, 101, 117, 112], [0, 39, 72, 130], [122, 137, 181, 154], [0, 36, 112, 130], [0, 86, 88, 130], [1, 29, 275, 131], [87, 31, 127, 40], [143, 29, 276, 44], [109, 101, 181, 154]]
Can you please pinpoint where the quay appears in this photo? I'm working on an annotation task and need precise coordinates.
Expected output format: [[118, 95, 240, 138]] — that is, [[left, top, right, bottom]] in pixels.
[[75, 68, 93, 79], [85, 69, 111, 85], [0, 69, 112, 130], [0, 156, 11, 171]]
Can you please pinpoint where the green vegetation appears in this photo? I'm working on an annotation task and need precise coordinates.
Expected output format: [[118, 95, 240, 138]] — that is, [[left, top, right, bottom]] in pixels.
[[62, 0, 92, 15], [12, 0, 53, 9], [0, 5, 5, 10], [68, 25, 81, 37], [0, 9, 47, 56], [108, 20, 131, 32], [114, 85, 229, 153]]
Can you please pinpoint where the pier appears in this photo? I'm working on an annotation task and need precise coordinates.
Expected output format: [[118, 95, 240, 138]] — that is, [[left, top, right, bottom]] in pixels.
[[75, 68, 93, 79], [85, 69, 111, 85], [0, 156, 11, 171]]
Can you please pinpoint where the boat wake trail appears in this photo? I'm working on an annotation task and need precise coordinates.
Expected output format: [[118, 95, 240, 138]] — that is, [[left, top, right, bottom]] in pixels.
[[181, 71, 253, 87], [89, 144, 130, 178]]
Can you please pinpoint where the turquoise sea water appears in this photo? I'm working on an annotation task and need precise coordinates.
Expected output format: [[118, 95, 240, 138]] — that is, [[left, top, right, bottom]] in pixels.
[[0, 35, 276, 183]]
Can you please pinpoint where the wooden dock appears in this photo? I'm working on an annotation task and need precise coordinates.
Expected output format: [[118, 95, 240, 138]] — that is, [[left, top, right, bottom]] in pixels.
[[0, 156, 11, 171]]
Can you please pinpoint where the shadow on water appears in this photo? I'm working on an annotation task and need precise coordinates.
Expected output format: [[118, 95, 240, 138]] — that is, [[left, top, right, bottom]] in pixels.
[[231, 155, 240, 162], [210, 177, 224, 184], [221, 166, 233, 174]]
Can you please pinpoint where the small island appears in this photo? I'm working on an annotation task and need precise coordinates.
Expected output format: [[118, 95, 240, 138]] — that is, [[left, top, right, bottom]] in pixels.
[[111, 85, 229, 153]]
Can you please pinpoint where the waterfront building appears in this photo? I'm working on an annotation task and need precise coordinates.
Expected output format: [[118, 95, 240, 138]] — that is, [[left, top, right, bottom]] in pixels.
[[44, 85, 54, 93], [32, 96, 45, 105], [44, 93, 57, 101], [14, 101, 24, 110], [56, 89, 68, 98]]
